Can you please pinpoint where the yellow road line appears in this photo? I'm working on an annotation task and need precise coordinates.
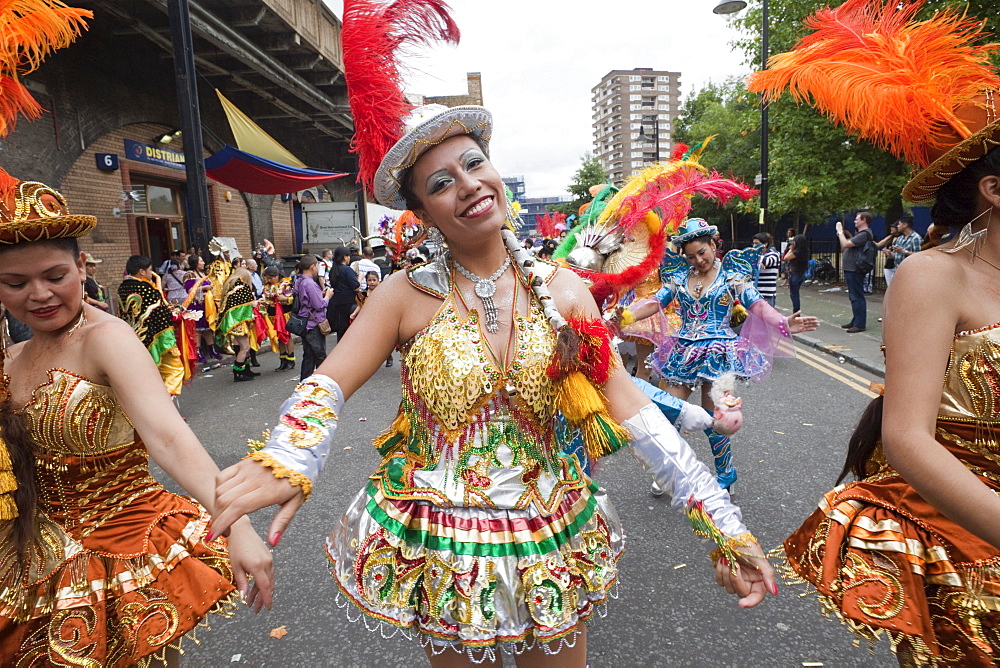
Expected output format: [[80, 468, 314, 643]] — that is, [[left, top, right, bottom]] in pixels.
[[796, 346, 878, 386], [794, 346, 878, 398]]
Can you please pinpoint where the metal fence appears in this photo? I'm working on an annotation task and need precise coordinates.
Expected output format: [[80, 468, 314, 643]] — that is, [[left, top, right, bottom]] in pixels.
[[800, 239, 888, 292]]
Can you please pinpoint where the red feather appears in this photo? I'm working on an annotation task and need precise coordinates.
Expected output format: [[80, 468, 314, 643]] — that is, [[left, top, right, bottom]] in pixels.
[[342, 0, 460, 195], [535, 211, 565, 239], [546, 316, 615, 383], [671, 143, 689, 161]]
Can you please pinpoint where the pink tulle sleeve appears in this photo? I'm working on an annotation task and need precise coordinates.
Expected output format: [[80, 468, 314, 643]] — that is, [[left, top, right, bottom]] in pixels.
[[740, 300, 795, 359]]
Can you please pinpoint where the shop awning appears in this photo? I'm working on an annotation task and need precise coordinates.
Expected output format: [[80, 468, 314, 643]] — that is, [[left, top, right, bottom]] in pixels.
[[205, 146, 347, 194], [205, 90, 348, 194]]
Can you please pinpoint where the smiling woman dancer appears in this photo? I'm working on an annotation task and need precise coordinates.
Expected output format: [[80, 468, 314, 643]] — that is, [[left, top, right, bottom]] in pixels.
[[748, 0, 1000, 664], [0, 175, 274, 665], [209, 2, 776, 665]]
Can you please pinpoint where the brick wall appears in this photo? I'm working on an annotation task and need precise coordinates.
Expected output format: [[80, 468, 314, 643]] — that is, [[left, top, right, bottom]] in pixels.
[[62, 121, 255, 295], [271, 197, 295, 255]]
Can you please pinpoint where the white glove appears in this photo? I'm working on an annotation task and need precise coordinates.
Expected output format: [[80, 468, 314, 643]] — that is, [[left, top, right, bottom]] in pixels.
[[677, 402, 715, 432]]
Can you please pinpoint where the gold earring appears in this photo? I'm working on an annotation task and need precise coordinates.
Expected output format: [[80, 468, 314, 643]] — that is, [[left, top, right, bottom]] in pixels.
[[941, 207, 991, 260]]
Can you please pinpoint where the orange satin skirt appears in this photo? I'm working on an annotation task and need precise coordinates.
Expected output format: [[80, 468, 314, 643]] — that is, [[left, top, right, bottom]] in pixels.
[[0, 448, 236, 666], [782, 421, 1000, 666]]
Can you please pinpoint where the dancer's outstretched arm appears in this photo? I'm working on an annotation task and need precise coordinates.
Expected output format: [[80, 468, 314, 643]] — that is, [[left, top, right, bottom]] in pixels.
[[551, 269, 777, 608], [211, 270, 421, 543]]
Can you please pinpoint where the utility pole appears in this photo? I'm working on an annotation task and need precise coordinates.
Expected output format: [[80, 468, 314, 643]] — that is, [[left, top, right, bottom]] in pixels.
[[168, 0, 212, 256]]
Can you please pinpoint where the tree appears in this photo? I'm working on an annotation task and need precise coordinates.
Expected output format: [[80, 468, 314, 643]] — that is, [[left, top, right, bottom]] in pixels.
[[687, 0, 1000, 228], [549, 154, 607, 216]]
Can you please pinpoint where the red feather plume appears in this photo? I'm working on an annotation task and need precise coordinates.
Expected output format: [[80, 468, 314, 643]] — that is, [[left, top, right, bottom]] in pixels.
[[535, 211, 565, 239], [342, 0, 460, 195], [746, 0, 1000, 167]]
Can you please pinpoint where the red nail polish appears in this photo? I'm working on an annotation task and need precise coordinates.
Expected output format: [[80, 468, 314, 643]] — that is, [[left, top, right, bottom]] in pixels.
[[270, 531, 282, 547], [770, 583, 779, 595], [205, 531, 215, 542]]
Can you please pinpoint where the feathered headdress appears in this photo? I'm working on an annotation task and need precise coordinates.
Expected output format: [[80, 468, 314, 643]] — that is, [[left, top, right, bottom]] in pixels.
[[557, 156, 756, 306], [341, 0, 460, 196], [746, 0, 1000, 202]]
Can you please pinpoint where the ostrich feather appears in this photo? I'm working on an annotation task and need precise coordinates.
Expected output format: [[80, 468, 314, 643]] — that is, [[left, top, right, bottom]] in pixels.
[[0, 0, 89, 137], [342, 0, 460, 194], [746, 0, 1000, 167]]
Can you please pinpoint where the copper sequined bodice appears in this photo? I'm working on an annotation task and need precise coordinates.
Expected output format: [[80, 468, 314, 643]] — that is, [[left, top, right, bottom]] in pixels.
[[22, 369, 161, 534]]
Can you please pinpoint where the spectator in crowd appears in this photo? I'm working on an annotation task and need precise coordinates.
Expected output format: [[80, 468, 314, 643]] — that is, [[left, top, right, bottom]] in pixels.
[[782, 234, 810, 314], [246, 257, 264, 297], [352, 246, 381, 290], [327, 246, 360, 344], [348, 245, 362, 265], [162, 258, 188, 305], [877, 221, 900, 287], [836, 212, 874, 333], [317, 248, 334, 288], [350, 270, 393, 368], [779, 228, 795, 286], [294, 254, 330, 379], [523, 237, 534, 254], [889, 215, 923, 269], [83, 252, 110, 312], [752, 232, 780, 307]]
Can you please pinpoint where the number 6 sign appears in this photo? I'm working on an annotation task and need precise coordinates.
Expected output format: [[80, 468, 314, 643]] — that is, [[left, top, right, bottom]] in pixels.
[[96, 153, 119, 171]]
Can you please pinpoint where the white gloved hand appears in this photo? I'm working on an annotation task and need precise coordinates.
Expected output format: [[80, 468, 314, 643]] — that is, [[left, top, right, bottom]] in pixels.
[[677, 402, 715, 432]]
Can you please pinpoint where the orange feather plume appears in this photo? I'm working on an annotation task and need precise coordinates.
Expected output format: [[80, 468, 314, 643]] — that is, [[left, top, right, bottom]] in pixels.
[[0, 1, 90, 199], [0, 1, 90, 137], [746, 0, 1000, 167]]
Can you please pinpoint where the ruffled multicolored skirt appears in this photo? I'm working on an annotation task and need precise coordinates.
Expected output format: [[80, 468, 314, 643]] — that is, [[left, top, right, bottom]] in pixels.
[[326, 480, 623, 660], [651, 335, 770, 386], [779, 421, 1000, 666]]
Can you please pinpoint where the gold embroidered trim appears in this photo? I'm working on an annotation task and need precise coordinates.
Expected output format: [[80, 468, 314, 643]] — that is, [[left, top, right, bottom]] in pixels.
[[245, 451, 313, 500]]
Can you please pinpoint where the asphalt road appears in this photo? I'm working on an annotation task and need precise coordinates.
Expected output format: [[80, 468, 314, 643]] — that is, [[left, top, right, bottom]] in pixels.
[[165, 344, 893, 668]]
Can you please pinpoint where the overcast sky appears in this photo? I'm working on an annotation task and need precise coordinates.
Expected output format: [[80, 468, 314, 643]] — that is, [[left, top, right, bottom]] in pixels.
[[322, 1, 752, 199]]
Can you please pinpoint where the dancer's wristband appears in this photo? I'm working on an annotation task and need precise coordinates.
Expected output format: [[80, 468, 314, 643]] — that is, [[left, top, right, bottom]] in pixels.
[[245, 374, 342, 499]]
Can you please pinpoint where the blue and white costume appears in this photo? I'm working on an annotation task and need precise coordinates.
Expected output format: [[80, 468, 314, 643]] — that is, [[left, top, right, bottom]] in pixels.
[[650, 259, 769, 385]]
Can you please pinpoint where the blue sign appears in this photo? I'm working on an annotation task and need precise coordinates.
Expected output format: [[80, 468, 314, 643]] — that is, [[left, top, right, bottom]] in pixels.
[[124, 139, 185, 170], [96, 153, 119, 171]]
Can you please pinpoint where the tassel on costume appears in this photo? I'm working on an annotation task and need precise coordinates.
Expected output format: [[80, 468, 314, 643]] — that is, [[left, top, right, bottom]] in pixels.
[[685, 495, 757, 575], [548, 316, 630, 462], [0, 437, 17, 520], [372, 409, 411, 457], [246, 429, 271, 456]]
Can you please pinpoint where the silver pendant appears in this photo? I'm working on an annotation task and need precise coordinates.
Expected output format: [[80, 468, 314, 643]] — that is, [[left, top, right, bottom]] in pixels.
[[475, 279, 496, 299]]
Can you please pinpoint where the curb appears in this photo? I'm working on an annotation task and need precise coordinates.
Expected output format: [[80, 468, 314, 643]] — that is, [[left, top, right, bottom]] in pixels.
[[793, 333, 885, 379]]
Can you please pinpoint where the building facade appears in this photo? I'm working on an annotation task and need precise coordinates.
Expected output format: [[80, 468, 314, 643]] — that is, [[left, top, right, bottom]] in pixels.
[[2, 0, 354, 296], [591, 68, 681, 184], [424, 73, 484, 107]]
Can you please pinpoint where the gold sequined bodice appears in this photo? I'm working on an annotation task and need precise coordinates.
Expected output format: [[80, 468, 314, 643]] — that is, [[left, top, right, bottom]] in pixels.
[[939, 322, 1000, 425], [403, 294, 557, 433], [23, 369, 135, 457]]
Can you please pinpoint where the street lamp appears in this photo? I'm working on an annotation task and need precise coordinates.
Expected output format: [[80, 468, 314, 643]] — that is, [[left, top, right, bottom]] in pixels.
[[714, 0, 768, 226], [636, 115, 660, 162]]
